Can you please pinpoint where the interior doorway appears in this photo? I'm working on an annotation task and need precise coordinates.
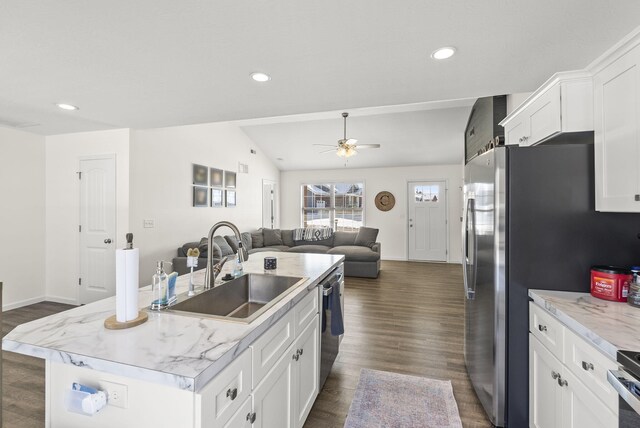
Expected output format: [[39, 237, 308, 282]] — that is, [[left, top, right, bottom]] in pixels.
[[79, 155, 117, 304], [262, 179, 278, 229], [407, 180, 448, 261]]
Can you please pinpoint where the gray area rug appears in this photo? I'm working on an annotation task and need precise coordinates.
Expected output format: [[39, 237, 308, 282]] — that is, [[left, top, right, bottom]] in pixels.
[[344, 369, 463, 428]]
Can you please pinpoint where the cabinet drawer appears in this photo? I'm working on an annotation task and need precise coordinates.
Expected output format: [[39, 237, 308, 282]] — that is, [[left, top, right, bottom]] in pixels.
[[562, 327, 619, 413], [294, 289, 318, 336], [222, 395, 253, 428], [251, 310, 295, 388], [197, 347, 252, 428], [529, 302, 564, 360]]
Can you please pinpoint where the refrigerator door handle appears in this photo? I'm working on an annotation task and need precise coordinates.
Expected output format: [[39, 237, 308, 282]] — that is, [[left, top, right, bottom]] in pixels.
[[462, 197, 477, 300]]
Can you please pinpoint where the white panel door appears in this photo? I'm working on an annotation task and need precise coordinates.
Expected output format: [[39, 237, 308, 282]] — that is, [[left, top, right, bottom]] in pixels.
[[79, 156, 116, 304], [262, 180, 277, 229], [408, 181, 447, 261]]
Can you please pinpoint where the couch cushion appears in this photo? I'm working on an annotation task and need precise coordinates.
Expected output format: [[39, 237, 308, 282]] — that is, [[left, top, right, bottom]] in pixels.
[[251, 230, 264, 248], [281, 229, 295, 247], [213, 236, 234, 256], [224, 233, 253, 253], [294, 236, 334, 247], [354, 227, 379, 248], [263, 228, 283, 246], [328, 245, 380, 262], [248, 246, 287, 255], [333, 231, 357, 247], [287, 245, 331, 254]]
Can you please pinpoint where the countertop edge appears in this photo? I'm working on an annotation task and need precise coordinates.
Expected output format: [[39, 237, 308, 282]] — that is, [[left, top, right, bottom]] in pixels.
[[528, 290, 618, 360]]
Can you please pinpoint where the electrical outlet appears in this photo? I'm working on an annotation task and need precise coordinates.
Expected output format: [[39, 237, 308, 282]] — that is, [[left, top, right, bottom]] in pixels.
[[99, 380, 128, 409], [143, 219, 155, 228]]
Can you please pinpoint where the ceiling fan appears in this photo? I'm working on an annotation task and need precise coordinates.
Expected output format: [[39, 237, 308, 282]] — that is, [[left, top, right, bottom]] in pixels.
[[314, 112, 381, 158]]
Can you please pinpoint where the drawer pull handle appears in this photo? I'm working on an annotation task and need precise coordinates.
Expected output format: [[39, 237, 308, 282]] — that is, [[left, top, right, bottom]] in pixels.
[[293, 353, 299, 361], [557, 376, 568, 387], [582, 361, 594, 371], [226, 387, 237, 400], [297, 348, 304, 356], [246, 412, 256, 423], [551, 371, 560, 380], [538, 324, 547, 332]]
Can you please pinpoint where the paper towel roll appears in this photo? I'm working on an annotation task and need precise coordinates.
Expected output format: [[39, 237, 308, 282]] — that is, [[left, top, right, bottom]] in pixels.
[[115, 248, 139, 322]]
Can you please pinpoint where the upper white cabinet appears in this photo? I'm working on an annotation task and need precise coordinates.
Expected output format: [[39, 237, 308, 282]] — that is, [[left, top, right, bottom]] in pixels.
[[500, 71, 593, 146], [591, 30, 640, 212]]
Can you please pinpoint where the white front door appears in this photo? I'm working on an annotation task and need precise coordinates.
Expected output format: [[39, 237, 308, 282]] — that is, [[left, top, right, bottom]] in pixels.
[[79, 155, 117, 304], [263, 180, 277, 229], [408, 181, 447, 261]]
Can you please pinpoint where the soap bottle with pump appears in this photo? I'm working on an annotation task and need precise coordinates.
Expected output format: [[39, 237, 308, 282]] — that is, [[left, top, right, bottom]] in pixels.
[[151, 261, 169, 310], [232, 242, 244, 278]]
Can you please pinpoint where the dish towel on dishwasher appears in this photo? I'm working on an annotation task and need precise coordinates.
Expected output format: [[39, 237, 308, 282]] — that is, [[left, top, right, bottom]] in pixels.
[[322, 278, 344, 336]]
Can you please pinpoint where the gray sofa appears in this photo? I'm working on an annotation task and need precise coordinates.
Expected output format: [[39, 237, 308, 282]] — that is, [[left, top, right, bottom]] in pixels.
[[172, 227, 381, 278]]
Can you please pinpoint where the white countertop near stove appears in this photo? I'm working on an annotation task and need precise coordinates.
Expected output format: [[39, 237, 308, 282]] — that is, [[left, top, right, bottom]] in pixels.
[[2, 252, 343, 392], [529, 289, 640, 359]]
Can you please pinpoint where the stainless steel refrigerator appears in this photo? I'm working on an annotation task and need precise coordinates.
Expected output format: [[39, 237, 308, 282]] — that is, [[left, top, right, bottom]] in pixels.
[[462, 139, 640, 427]]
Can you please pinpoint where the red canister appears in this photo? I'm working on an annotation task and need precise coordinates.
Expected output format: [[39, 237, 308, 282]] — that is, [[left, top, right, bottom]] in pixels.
[[590, 266, 632, 302]]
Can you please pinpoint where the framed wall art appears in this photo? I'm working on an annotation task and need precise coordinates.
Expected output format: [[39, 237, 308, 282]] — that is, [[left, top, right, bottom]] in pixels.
[[226, 190, 236, 207], [193, 186, 209, 207], [225, 171, 236, 188], [210, 168, 223, 187], [211, 188, 224, 207], [192, 164, 208, 186]]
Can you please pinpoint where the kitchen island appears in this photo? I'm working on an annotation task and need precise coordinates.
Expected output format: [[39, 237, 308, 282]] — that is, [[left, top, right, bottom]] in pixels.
[[3, 252, 344, 428]]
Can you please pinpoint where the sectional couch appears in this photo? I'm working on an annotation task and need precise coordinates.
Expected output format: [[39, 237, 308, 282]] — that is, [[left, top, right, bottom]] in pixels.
[[172, 227, 381, 278]]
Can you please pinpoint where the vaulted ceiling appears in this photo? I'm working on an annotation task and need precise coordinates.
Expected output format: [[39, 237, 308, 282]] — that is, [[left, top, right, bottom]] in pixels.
[[1, 1, 639, 167]]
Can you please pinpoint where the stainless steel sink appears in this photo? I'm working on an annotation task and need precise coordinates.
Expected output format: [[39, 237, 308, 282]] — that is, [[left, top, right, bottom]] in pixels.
[[164, 273, 306, 323]]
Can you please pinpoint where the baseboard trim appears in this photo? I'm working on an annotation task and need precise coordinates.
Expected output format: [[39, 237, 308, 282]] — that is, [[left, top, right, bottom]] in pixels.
[[2, 295, 47, 311], [45, 295, 78, 306], [380, 256, 406, 261]]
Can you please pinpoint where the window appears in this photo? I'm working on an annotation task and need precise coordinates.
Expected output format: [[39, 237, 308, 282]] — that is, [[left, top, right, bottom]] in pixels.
[[302, 182, 364, 231]]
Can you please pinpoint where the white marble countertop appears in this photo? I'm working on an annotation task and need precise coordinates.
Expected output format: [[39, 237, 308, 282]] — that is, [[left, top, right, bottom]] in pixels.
[[2, 252, 344, 392], [529, 289, 640, 359]]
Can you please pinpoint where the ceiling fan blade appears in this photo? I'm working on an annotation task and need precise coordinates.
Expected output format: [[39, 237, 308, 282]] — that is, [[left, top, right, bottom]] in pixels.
[[354, 144, 381, 149], [313, 144, 338, 147], [319, 149, 337, 154]]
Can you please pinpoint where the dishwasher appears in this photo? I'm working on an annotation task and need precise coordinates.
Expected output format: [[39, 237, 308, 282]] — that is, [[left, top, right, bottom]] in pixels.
[[319, 265, 344, 389]]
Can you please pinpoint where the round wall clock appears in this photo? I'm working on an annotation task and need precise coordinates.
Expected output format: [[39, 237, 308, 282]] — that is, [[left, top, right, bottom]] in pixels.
[[375, 191, 395, 211]]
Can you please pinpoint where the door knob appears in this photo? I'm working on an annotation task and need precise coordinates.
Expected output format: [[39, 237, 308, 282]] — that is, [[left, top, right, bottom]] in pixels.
[[104, 238, 112, 244]]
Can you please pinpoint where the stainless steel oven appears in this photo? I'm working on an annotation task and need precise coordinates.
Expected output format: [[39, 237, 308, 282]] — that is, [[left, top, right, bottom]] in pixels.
[[608, 350, 640, 427]]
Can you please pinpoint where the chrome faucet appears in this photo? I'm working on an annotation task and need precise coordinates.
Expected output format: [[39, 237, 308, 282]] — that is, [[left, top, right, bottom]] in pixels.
[[204, 221, 248, 289]]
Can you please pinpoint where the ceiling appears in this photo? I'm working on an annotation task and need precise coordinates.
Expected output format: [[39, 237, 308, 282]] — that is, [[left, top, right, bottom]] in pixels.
[[1, 1, 640, 167]]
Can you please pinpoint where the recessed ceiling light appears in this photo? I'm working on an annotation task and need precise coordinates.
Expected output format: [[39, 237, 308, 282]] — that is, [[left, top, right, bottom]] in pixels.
[[431, 47, 456, 60], [56, 103, 79, 111], [250, 72, 271, 82]]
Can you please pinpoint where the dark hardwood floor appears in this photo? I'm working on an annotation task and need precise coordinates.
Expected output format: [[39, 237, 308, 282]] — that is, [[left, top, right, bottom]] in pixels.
[[304, 261, 492, 428], [1, 261, 491, 427]]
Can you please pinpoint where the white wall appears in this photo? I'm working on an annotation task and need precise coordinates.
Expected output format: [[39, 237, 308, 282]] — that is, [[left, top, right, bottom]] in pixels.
[[0, 126, 46, 309], [280, 164, 463, 263], [45, 129, 130, 304], [130, 122, 280, 282]]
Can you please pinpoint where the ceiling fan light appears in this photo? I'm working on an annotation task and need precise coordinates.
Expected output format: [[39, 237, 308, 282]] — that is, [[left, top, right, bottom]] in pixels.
[[337, 146, 347, 157]]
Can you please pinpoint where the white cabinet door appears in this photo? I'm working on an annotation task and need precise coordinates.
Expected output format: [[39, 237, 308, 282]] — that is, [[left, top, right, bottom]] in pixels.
[[253, 344, 295, 428], [530, 335, 563, 428], [222, 396, 253, 428], [594, 43, 640, 212], [251, 310, 295, 388], [560, 367, 617, 428], [504, 116, 529, 146], [525, 83, 562, 145], [293, 315, 320, 428]]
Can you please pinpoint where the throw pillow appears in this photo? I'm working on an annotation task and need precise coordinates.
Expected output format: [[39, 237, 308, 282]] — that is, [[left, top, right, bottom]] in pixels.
[[251, 229, 264, 248], [281, 229, 295, 247], [354, 227, 379, 248], [224, 235, 240, 253], [213, 236, 234, 256], [333, 231, 356, 247], [263, 228, 283, 246], [198, 237, 209, 258], [241, 232, 253, 251], [294, 236, 334, 247], [211, 243, 222, 259]]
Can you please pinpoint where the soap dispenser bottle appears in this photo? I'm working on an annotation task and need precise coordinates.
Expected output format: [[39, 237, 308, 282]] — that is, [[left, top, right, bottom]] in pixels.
[[151, 261, 169, 310], [233, 243, 244, 278]]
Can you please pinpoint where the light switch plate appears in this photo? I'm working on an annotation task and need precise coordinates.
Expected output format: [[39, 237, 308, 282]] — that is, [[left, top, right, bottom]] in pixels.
[[143, 219, 155, 228]]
